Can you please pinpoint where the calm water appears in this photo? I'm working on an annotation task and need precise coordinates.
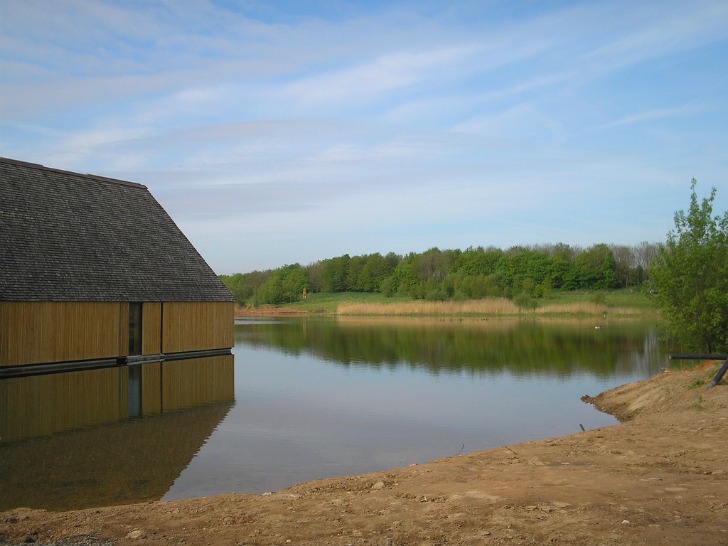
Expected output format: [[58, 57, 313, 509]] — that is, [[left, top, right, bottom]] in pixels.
[[1, 316, 672, 510]]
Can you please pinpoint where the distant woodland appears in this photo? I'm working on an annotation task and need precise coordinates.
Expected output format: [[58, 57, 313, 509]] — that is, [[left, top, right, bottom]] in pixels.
[[220, 242, 661, 307]]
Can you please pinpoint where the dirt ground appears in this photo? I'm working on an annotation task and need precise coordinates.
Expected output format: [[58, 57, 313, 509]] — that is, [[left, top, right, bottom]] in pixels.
[[2, 361, 728, 545]]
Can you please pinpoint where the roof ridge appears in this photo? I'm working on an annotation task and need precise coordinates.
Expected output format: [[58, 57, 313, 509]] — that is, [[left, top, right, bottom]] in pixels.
[[0, 156, 147, 190]]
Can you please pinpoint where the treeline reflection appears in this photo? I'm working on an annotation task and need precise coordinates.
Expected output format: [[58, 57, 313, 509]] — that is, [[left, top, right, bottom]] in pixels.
[[236, 317, 667, 377]]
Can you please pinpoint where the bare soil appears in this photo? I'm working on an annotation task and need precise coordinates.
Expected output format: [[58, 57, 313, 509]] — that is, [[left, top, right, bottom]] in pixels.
[[2, 362, 728, 545], [234, 307, 306, 317]]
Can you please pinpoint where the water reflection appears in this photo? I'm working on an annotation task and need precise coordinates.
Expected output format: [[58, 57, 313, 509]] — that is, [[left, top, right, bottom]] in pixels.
[[157, 316, 668, 500], [236, 316, 668, 378], [1, 318, 673, 511], [0, 355, 233, 510]]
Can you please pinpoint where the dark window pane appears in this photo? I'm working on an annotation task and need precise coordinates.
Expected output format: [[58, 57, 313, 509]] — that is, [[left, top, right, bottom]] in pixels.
[[128, 303, 142, 356]]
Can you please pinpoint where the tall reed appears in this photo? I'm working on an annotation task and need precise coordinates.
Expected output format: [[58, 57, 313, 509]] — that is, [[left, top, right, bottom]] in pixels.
[[337, 298, 519, 316], [336, 299, 645, 317]]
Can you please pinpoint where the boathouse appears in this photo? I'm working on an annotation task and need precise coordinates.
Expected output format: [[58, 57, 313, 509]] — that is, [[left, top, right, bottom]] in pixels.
[[0, 157, 235, 381]]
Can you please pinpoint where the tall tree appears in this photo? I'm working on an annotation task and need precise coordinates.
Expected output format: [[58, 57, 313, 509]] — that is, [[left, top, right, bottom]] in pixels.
[[573, 244, 619, 289], [322, 255, 351, 292], [649, 180, 728, 353]]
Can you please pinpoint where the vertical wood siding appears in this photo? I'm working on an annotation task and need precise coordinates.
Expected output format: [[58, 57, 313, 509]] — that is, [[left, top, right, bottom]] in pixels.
[[0, 302, 125, 366], [161, 302, 234, 353], [142, 302, 162, 355], [119, 303, 129, 358]]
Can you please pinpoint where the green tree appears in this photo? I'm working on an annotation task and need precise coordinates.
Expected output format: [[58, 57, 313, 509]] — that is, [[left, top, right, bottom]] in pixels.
[[256, 264, 307, 304], [383, 259, 419, 297], [545, 243, 577, 289], [649, 180, 728, 353], [321, 255, 350, 292], [220, 270, 271, 306], [358, 253, 390, 292], [573, 244, 619, 289]]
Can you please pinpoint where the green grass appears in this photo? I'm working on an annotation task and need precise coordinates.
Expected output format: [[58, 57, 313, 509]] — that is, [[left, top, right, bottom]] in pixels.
[[540, 288, 658, 311]]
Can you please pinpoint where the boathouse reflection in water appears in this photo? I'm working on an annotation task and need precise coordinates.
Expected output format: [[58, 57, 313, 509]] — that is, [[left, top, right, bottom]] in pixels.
[[0, 355, 233, 511]]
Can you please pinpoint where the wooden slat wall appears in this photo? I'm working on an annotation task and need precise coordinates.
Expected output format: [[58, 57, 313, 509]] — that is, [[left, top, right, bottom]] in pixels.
[[0, 302, 125, 366], [161, 355, 234, 412], [142, 302, 162, 355], [119, 303, 129, 358], [162, 302, 234, 353], [0, 367, 125, 442]]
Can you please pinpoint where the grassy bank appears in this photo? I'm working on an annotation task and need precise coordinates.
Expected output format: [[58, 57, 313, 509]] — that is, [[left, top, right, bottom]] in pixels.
[[243, 289, 658, 317]]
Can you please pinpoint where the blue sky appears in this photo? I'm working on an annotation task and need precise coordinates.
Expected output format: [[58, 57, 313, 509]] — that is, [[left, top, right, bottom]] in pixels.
[[2, 0, 727, 274]]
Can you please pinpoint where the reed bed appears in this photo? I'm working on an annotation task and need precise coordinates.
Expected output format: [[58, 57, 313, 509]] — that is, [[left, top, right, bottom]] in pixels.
[[535, 302, 647, 316], [336, 299, 648, 317], [337, 298, 519, 316]]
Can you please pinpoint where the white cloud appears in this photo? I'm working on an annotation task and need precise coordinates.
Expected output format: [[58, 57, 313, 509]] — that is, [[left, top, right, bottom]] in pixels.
[[1, 0, 727, 273], [599, 105, 697, 129], [581, 1, 728, 73]]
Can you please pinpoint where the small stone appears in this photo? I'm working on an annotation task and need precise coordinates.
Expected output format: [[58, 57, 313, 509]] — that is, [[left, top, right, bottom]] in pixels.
[[371, 481, 385, 490], [622, 520, 630, 525], [126, 529, 145, 539]]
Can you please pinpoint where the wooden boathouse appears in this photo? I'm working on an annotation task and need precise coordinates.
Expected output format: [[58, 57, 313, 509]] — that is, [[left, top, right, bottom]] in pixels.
[[0, 157, 235, 417]]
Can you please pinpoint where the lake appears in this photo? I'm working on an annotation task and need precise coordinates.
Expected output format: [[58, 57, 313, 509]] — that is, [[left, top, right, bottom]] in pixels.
[[0, 316, 672, 511]]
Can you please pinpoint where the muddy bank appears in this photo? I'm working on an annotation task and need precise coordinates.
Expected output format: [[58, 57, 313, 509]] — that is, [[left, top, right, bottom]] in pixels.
[[234, 306, 306, 317], [2, 362, 727, 545]]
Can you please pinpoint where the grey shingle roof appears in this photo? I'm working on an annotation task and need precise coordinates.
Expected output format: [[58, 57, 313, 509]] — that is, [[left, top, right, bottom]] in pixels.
[[0, 158, 234, 302]]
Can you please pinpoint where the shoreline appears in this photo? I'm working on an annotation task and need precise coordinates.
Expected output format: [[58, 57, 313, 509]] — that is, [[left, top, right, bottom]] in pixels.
[[2, 361, 726, 545], [234, 303, 654, 319]]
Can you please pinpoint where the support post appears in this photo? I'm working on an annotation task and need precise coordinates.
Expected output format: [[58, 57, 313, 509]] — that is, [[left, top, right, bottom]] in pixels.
[[707, 359, 728, 390]]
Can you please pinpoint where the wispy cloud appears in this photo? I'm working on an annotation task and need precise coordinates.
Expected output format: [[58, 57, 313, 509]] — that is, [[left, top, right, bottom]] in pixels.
[[1, 0, 727, 272], [599, 105, 698, 129]]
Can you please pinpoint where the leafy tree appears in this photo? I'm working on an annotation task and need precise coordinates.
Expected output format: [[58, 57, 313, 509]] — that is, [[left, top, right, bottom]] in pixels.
[[358, 253, 390, 292], [220, 270, 271, 306], [256, 264, 307, 304], [452, 246, 502, 276], [385, 259, 419, 297], [573, 244, 619, 289], [414, 247, 449, 283], [225, 239, 657, 306], [306, 261, 323, 292], [452, 273, 500, 300], [649, 180, 728, 353], [346, 255, 366, 291], [321, 255, 350, 292], [545, 243, 577, 289]]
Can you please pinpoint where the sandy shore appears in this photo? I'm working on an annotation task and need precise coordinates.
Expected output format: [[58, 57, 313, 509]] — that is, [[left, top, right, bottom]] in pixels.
[[2, 361, 727, 545]]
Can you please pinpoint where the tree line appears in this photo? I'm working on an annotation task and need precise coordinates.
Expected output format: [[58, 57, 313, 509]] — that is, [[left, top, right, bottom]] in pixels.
[[220, 241, 661, 307], [221, 180, 727, 355]]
